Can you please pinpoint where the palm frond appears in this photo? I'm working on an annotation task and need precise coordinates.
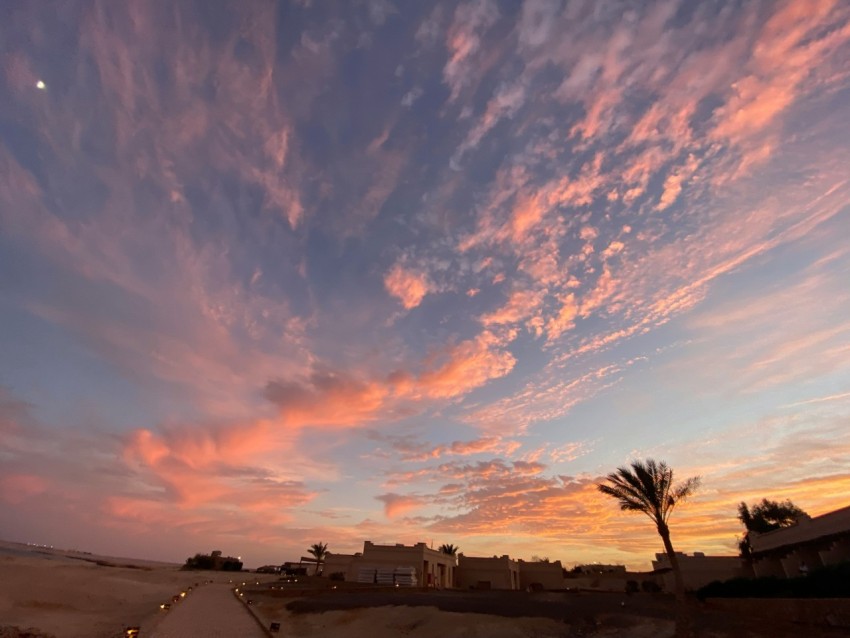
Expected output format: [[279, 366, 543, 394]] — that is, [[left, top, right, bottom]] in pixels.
[[597, 458, 699, 526]]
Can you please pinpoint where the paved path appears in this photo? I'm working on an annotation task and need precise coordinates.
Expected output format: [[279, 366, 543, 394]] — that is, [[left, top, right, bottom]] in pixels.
[[144, 583, 267, 638]]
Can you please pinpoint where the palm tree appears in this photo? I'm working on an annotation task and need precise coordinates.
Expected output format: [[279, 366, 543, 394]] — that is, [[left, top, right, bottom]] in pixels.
[[737, 498, 807, 559], [307, 542, 328, 575], [438, 543, 459, 556], [597, 459, 700, 601]]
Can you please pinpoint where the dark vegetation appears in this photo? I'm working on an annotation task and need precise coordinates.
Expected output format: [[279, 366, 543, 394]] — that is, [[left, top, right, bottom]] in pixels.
[[698, 562, 850, 599], [737, 498, 807, 558], [182, 553, 243, 571]]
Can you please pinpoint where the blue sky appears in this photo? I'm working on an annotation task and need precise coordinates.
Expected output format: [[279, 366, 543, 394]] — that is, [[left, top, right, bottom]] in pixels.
[[1, 0, 849, 569]]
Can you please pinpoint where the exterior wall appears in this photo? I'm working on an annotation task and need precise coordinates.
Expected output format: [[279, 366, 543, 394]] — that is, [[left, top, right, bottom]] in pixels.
[[456, 555, 520, 590], [819, 538, 850, 565], [752, 555, 786, 578], [332, 542, 455, 587], [323, 553, 359, 580], [750, 504, 850, 579], [652, 553, 745, 591], [517, 560, 564, 590]]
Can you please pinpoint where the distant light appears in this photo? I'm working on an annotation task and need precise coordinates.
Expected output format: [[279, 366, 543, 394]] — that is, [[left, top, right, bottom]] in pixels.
[[36, 80, 46, 90]]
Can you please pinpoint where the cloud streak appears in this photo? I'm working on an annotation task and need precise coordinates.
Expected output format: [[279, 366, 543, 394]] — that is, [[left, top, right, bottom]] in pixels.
[[1, 0, 849, 569]]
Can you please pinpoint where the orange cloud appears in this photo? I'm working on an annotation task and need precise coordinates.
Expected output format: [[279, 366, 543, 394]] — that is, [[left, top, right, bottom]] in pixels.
[[416, 331, 516, 399], [480, 289, 543, 327], [384, 262, 432, 310], [376, 492, 425, 518], [382, 434, 522, 463], [545, 293, 578, 341], [265, 371, 392, 429]]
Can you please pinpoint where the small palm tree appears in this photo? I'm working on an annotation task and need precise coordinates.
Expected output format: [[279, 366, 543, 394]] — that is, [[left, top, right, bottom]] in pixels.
[[597, 459, 699, 601], [439, 543, 459, 556], [308, 542, 329, 575]]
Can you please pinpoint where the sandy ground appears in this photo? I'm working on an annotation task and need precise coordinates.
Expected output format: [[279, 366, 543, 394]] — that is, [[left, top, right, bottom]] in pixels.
[[0, 540, 276, 638]]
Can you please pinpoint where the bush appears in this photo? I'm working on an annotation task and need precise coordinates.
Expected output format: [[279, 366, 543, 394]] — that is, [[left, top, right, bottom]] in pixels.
[[329, 572, 345, 581], [625, 580, 639, 594], [641, 580, 662, 593], [697, 561, 850, 599], [182, 553, 243, 572]]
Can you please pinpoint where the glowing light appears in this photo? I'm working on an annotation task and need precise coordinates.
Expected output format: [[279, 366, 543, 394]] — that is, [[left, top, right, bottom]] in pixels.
[[36, 80, 46, 90]]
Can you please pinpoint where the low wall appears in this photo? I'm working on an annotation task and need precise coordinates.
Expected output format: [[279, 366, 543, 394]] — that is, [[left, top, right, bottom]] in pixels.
[[706, 598, 850, 629]]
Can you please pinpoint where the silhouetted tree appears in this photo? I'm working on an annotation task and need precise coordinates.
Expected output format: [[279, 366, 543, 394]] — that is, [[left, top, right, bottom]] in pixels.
[[737, 498, 807, 558], [438, 543, 459, 556], [597, 459, 700, 601], [308, 542, 328, 575]]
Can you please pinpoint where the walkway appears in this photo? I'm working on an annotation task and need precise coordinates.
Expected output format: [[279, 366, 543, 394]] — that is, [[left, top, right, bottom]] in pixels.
[[144, 582, 267, 638]]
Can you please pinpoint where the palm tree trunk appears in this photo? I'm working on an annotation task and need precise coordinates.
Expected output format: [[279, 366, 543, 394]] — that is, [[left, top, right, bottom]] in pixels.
[[658, 522, 685, 601], [658, 522, 694, 638]]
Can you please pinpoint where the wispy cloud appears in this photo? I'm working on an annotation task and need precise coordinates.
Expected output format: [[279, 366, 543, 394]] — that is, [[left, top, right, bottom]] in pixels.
[[2, 0, 850, 568]]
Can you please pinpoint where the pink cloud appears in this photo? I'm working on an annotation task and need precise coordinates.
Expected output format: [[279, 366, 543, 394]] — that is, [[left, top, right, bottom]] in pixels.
[[416, 331, 516, 399], [384, 262, 433, 310], [382, 434, 522, 463], [376, 492, 425, 518], [0, 474, 50, 505], [443, 0, 500, 102], [480, 289, 543, 327]]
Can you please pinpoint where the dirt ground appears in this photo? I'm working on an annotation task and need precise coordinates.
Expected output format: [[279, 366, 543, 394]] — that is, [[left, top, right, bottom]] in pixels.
[[245, 585, 850, 637]]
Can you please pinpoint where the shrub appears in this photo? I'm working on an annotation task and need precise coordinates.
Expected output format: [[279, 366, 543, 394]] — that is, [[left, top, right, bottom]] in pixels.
[[697, 561, 850, 599], [329, 572, 345, 581]]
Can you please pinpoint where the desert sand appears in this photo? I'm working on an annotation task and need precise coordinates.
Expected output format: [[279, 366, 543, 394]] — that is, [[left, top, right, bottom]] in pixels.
[[0, 540, 275, 638]]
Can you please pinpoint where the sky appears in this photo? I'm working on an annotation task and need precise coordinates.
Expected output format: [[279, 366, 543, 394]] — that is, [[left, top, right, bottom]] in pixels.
[[1, 0, 849, 571]]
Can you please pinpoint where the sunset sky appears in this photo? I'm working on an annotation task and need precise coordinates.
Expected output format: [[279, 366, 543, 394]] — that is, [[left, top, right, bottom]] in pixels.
[[1, 0, 849, 571]]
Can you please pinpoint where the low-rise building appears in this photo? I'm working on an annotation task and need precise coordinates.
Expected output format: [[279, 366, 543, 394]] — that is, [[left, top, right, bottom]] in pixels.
[[652, 552, 746, 591], [564, 563, 636, 592], [750, 505, 850, 578], [517, 559, 564, 590], [573, 563, 627, 575], [456, 554, 520, 590], [323, 541, 455, 588]]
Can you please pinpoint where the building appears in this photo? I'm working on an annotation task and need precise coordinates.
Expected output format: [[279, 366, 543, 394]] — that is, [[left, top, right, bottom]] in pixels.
[[456, 554, 520, 590], [573, 563, 627, 575], [749, 505, 850, 578], [563, 564, 635, 592], [323, 541, 455, 588], [517, 559, 565, 590], [652, 552, 746, 591]]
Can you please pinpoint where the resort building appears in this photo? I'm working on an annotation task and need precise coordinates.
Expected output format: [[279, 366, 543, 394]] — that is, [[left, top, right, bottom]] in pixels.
[[564, 564, 637, 592], [652, 552, 746, 591], [455, 554, 520, 590], [517, 559, 565, 590], [749, 505, 850, 578], [323, 541, 455, 588], [572, 563, 627, 575]]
